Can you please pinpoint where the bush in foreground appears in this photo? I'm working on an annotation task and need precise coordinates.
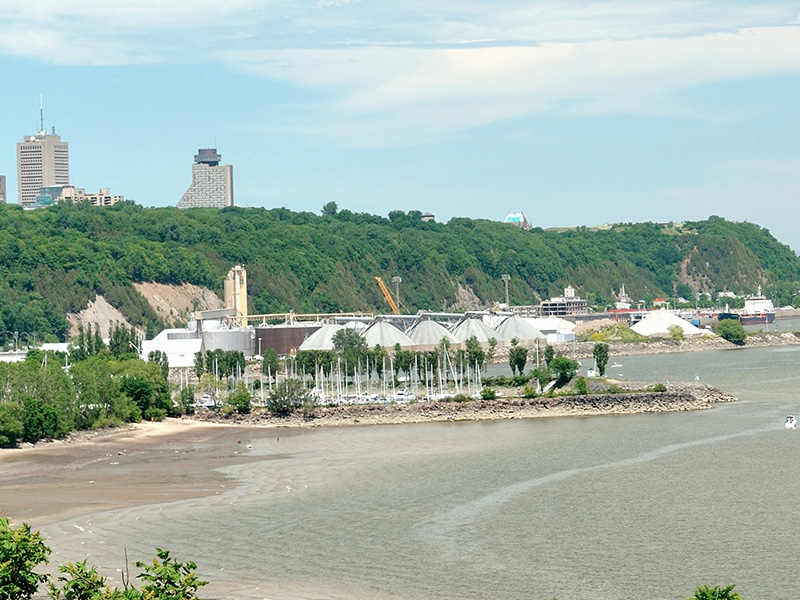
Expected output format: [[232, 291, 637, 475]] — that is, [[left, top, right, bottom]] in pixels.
[[0, 518, 206, 600]]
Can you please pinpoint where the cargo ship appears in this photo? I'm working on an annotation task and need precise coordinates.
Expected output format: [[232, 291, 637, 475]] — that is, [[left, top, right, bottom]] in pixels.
[[739, 286, 775, 325]]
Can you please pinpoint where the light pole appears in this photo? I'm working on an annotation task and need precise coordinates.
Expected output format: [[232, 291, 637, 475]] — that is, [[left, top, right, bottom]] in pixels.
[[392, 276, 402, 308], [501, 274, 511, 307]]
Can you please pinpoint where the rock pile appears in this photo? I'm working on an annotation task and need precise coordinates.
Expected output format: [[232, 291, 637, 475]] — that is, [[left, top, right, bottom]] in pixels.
[[188, 382, 737, 429]]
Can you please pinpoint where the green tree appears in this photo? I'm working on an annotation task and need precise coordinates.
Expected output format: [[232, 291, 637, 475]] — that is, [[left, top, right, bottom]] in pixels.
[[689, 584, 744, 600], [332, 328, 367, 382], [48, 560, 108, 600], [508, 339, 528, 376], [135, 548, 207, 600], [465, 336, 486, 375], [177, 385, 196, 416], [261, 347, 280, 377], [715, 319, 747, 345], [226, 384, 252, 414], [550, 356, 579, 385], [0, 402, 24, 447], [193, 351, 205, 380], [114, 360, 172, 421], [544, 344, 555, 367], [268, 378, 306, 417], [147, 350, 170, 381], [0, 518, 50, 600], [592, 342, 609, 376], [531, 366, 551, 389]]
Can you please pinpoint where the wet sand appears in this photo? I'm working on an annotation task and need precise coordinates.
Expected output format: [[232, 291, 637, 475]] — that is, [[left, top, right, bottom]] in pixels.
[[0, 419, 256, 527], [1, 381, 733, 528]]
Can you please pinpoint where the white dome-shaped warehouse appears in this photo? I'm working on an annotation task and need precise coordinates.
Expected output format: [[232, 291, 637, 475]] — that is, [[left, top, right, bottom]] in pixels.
[[363, 321, 415, 349], [450, 316, 498, 345], [493, 315, 545, 346], [406, 319, 459, 351], [297, 323, 346, 351]]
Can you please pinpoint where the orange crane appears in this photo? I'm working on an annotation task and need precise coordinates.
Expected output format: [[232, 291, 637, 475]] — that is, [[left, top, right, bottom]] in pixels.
[[375, 276, 400, 315]]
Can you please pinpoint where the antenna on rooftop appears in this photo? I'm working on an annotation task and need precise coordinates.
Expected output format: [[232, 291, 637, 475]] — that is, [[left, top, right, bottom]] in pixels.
[[39, 93, 44, 134]]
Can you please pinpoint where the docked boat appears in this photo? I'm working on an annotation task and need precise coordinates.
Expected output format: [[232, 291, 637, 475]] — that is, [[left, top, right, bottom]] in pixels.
[[739, 286, 775, 325], [785, 415, 796, 429]]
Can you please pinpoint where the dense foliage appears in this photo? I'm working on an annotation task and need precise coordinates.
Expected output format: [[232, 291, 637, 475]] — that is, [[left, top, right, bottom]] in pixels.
[[714, 319, 748, 345], [0, 519, 206, 600], [0, 336, 179, 446], [0, 203, 798, 346]]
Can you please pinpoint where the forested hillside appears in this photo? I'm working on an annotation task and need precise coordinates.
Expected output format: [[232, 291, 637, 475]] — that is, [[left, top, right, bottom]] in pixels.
[[1, 202, 798, 344]]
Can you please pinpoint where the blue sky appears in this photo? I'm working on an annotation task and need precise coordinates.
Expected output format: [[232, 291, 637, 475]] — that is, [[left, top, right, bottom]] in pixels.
[[2, 1, 800, 250]]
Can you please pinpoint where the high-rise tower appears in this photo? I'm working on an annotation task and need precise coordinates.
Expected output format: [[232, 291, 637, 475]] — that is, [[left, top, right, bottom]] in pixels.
[[16, 101, 69, 206], [176, 148, 234, 208]]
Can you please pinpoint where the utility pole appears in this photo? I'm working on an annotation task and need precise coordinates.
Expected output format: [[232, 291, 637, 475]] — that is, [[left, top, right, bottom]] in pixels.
[[501, 273, 510, 307]]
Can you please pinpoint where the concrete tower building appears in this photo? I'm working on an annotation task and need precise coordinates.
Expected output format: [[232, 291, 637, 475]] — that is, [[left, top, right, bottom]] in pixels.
[[177, 148, 234, 209], [0, 175, 6, 204], [17, 128, 70, 206], [224, 265, 248, 328]]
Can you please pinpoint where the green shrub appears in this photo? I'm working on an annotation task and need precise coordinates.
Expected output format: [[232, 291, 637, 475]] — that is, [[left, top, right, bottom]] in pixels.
[[521, 385, 538, 398], [479, 387, 497, 400], [715, 319, 747, 345], [651, 383, 668, 392], [689, 584, 744, 600], [226, 385, 252, 414], [0, 518, 50, 600], [268, 379, 306, 417], [574, 376, 588, 395]]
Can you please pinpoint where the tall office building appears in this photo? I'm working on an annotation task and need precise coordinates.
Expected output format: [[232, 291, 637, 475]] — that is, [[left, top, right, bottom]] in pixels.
[[17, 129, 70, 206], [0, 175, 6, 204], [176, 148, 234, 208]]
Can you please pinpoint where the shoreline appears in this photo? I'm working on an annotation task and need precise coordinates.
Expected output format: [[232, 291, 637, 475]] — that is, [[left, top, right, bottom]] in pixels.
[[188, 381, 737, 428], [0, 419, 254, 525], [546, 330, 800, 360]]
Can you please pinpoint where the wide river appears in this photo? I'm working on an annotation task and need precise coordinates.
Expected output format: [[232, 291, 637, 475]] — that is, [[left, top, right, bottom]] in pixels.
[[42, 344, 800, 600]]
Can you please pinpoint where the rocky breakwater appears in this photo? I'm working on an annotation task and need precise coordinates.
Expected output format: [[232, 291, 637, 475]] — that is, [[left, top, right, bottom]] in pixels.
[[542, 331, 800, 360], [188, 382, 737, 429]]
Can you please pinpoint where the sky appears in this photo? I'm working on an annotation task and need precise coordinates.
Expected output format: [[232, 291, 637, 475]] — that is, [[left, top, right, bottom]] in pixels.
[[1, 1, 799, 250]]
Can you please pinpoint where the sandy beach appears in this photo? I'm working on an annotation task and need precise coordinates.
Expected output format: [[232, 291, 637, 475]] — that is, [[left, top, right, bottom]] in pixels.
[[0, 381, 734, 528], [0, 419, 254, 526]]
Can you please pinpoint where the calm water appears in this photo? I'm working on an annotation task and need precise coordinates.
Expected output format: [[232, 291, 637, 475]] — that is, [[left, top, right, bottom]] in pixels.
[[43, 345, 800, 600]]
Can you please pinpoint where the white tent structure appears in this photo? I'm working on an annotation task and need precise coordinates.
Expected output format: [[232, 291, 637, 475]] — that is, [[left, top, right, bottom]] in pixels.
[[406, 319, 460, 351], [298, 323, 346, 351], [363, 321, 415, 349], [526, 317, 576, 343], [493, 315, 545, 346], [450, 316, 498, 345], [630, 310, 715, 338]]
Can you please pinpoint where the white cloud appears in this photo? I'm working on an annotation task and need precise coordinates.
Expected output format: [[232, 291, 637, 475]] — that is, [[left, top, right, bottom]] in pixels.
[[2, 1, 800, 142], [219, 25, 800, 138]]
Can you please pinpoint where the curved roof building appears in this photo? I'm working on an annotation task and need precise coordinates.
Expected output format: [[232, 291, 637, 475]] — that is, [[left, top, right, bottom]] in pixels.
[[493, 315, 545, 345], [406, 319, 459, 350], [450, 316, 498, 344], [297, 323, 346, 351], [363, 321, 414, 349]]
